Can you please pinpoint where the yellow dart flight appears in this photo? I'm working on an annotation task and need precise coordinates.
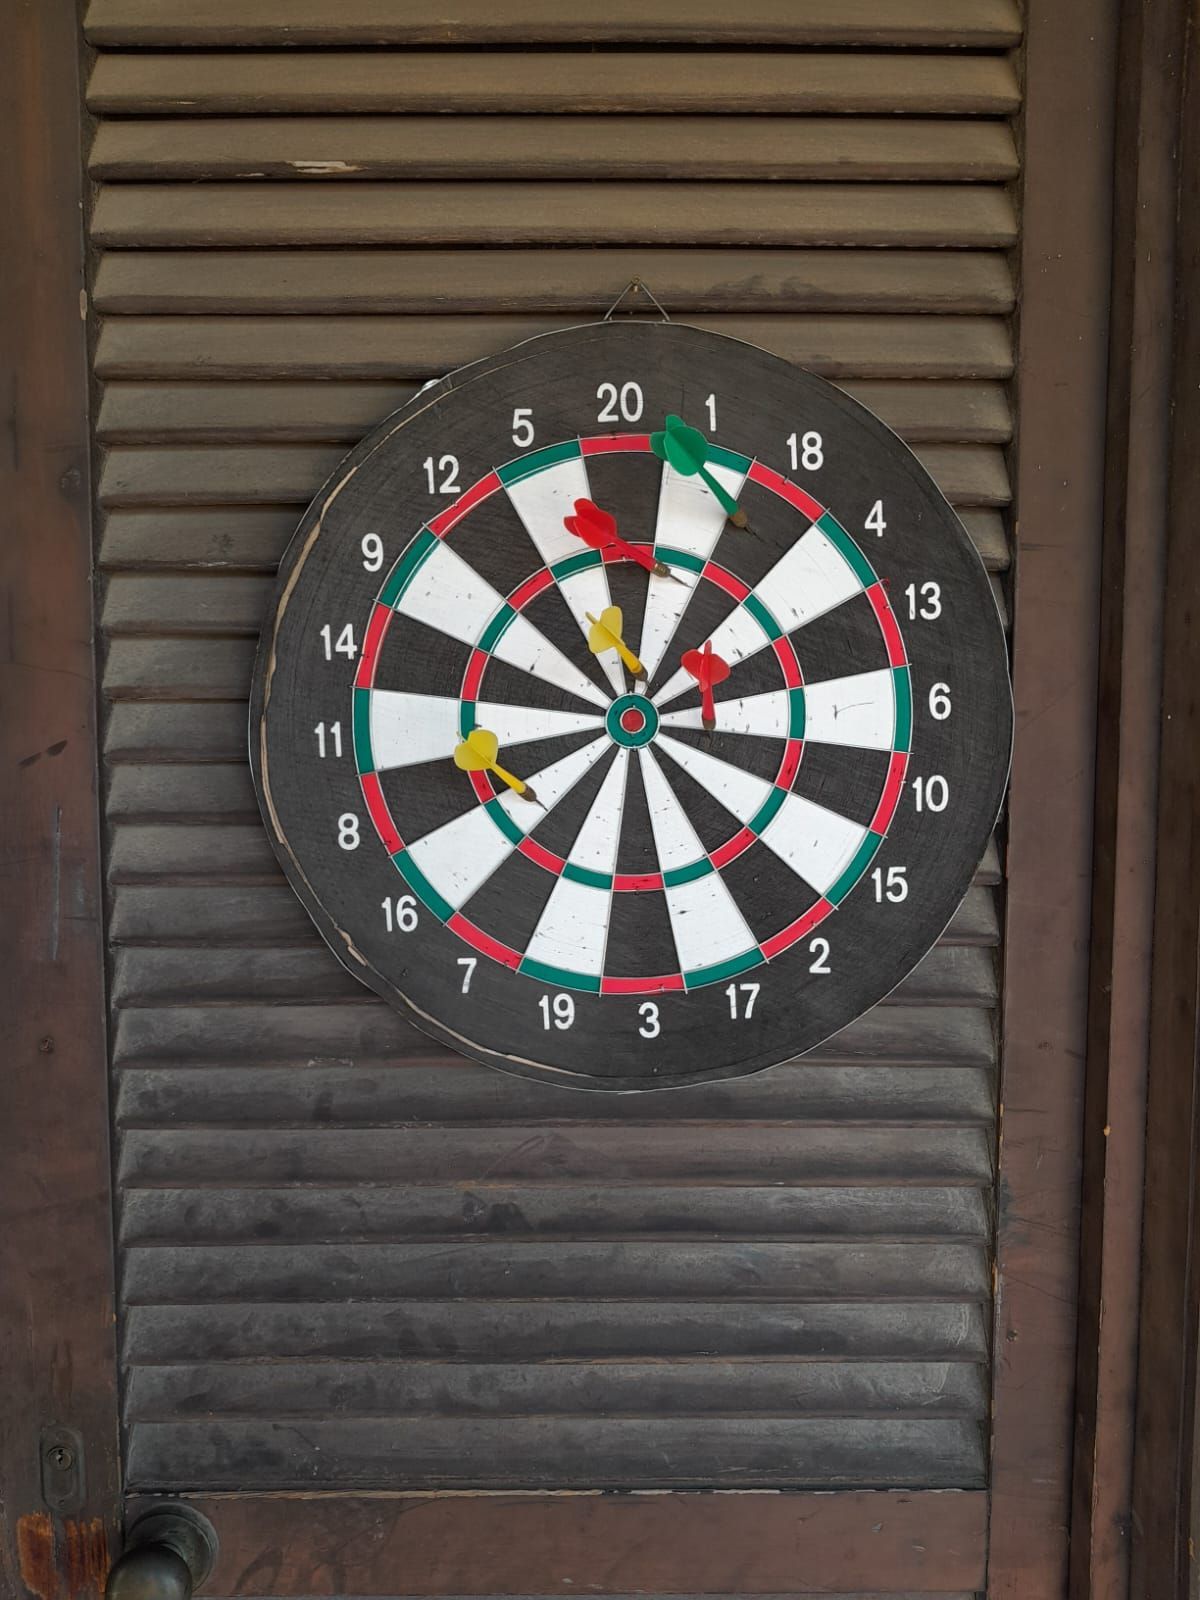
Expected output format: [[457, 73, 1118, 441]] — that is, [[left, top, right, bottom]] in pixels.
[[585, 606, 644, 678], [453, 727, 538, 803]]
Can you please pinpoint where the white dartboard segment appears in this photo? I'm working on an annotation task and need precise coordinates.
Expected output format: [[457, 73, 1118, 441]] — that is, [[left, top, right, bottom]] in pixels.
[[402, 738, 613, 912], [756, 792, 868, 898], [659, 689, 792, 739], [505, 457, 626, 695], [639, 748, 758, 976], [523, 752, 630, 978], [803, 668, 898, 751], [653, 522, 864, 707], [394, 540, 609, 710], [370, 693, 605, 773], [638, 457, 747, 682], [654, 732, 775, 829]]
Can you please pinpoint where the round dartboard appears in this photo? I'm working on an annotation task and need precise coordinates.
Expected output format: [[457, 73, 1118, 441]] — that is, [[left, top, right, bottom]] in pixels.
[[250, 321, 1011, 1091]]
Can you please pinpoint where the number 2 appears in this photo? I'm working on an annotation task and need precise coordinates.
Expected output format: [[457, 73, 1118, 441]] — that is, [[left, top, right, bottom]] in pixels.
[[808, 938, 831, 975]]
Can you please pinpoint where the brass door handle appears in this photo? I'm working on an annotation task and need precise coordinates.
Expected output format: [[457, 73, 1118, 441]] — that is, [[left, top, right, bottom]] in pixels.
[[106, 1508, 218, 1600]]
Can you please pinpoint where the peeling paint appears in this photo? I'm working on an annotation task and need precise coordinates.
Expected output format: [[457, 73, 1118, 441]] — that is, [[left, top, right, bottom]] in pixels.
[[16, 1513, 109, 1599], [289, 159, 361, 174]]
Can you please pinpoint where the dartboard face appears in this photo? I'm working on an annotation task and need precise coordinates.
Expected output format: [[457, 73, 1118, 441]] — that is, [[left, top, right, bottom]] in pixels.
[[250, 321, 1011, 1091]]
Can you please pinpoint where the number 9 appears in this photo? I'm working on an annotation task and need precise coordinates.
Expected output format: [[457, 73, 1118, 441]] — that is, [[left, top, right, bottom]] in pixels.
[[361, 533, 383, 572]]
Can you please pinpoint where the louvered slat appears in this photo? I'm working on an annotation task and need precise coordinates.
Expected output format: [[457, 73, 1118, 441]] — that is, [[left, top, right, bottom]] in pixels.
[[84, 0, 1023, 48], [94, 315, 1014, 380], [86, 51, 1020, 115], [88, 116, 1019, 183], [93, 250, 1016, 315]]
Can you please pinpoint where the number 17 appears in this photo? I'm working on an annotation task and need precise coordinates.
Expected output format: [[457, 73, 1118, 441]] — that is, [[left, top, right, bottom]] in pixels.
[[725, 982, 760, 1019]]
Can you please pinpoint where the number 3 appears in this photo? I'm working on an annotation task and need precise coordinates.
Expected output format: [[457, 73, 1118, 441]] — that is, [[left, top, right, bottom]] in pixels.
[[638, 1002, 661, 1039]]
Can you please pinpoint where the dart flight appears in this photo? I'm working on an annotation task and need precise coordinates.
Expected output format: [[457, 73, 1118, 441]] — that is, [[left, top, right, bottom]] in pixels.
[[564, 498, 678, 580], [650, 414, 749, 529], [453, 727, 539, 803], [681, 639, 732, 731], [586, 606, 644, 678]]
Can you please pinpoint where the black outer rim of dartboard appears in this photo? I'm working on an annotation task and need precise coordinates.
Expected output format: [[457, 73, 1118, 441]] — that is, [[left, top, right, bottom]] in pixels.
[[249, 319, 1013, 1093]]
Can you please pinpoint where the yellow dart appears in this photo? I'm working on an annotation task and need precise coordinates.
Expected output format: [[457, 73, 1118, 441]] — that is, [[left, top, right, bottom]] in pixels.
[[453, 727, 539, 803], [586, 607, 644, 678]]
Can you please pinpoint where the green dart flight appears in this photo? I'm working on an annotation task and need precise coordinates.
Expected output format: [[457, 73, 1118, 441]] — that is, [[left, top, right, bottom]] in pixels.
[[649, 413, 750, 528]]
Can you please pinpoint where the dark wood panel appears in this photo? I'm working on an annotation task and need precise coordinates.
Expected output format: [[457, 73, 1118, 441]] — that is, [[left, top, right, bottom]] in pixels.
[[124, 1415, 985, 1491], [84, 0, 1023, 47], [93, 248, 1016, 315], [124, 1359, 987, 1419], [98, 503, 1011, 573], [124, 1300, 990, 1363], [988, 0, 1117, 1592], [87, 51, 1022, 115], [88, 115, 1019, 182], [91, 182, 1018, 249], [96, 442, 1010, 511], [95, 379, 1014, 446], [153, 1490, 986, 1593], [94, 314, 1015, 380], [117, 1179, 990, 1244], [0, 3, 121, 1591]]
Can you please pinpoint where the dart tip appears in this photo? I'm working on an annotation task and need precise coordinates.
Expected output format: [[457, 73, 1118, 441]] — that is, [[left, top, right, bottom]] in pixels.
[[702, 716, 716, 733], [519, 784, 542, 806], [730, 508, 750, 530]]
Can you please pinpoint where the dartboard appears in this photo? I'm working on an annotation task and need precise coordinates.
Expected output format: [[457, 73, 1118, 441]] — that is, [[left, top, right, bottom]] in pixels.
[[250, 321, 1011, 1090]]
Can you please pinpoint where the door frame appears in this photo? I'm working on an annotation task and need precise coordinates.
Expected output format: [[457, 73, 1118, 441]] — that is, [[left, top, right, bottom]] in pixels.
[[1, 1, 1172, 1596], [0, 2, 121, 1597]]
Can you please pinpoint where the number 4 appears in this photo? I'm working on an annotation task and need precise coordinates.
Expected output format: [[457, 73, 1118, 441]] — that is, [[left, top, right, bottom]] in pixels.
[[725, 982, 760, 1019]]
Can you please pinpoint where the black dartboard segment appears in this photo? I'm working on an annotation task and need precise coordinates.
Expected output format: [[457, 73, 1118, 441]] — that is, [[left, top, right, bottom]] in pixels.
[[250, 322, 1011, 1090]]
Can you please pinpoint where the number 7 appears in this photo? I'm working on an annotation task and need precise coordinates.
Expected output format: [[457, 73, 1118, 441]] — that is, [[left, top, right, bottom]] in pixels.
[[457, 958, 477, 994]]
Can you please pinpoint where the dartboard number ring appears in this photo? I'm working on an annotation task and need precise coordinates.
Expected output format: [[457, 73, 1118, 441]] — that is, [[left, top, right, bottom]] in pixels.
[[251, 322, 1011, 1090]]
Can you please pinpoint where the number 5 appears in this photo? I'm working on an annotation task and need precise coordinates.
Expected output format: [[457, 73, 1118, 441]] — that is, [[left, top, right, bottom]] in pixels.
[[511, 408, 534, 447]]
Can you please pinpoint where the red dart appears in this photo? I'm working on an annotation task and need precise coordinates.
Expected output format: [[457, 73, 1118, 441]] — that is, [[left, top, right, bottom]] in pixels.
[[681, 638, 731, 731], [563, 499, 678, 580]]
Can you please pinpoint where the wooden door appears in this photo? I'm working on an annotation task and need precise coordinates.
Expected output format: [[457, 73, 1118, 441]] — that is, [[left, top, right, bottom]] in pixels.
[[2, 2, 1121, 1596]]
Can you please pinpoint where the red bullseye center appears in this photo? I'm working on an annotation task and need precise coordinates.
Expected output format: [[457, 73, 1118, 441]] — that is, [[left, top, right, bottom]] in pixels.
[[619, 707, 646, 733]]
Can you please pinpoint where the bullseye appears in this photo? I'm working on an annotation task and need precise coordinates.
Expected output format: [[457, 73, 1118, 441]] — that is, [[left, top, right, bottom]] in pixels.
[[606, 692, 659, 749]]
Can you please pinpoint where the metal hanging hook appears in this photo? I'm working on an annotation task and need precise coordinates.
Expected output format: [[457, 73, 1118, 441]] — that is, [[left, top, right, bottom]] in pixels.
[[602, 278, 671, 322]]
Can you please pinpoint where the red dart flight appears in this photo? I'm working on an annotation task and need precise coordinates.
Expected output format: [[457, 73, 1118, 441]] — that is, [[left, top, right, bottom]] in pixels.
[[681, 639, 731, 731], [563, 499, 676, 580]]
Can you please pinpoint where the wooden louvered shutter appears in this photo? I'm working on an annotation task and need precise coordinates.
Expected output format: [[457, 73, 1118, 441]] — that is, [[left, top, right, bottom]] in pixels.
[[70, 2, 1107, 1595]]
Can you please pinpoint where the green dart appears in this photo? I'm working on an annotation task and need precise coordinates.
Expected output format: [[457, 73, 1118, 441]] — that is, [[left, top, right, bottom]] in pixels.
[[649, 413, 750, 529]]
